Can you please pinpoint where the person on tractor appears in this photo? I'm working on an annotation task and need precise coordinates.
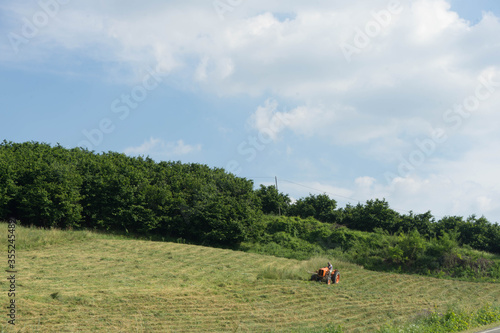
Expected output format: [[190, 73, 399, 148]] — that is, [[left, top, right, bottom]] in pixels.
[[327, 262, 333, 284]]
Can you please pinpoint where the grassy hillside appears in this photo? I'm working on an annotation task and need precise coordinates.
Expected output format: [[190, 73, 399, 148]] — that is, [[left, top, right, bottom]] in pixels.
[[0, 224, 499, 332]]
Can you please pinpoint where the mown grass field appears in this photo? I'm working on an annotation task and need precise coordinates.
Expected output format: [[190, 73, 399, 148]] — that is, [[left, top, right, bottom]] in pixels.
[[0, 223, 499, 332]]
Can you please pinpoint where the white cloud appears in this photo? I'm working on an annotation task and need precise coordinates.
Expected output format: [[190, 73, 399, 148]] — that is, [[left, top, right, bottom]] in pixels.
[[4, 0, 499, 105], [392, 176, 500, 220], [248, 99, 438, 154], [249, 99, 347, 141], [194, 56, 209, 82], [278, 180, 356, 204], [355, 176, 376, 189], [409, 0, 468, 44], [169, 140, 202, 156], [124, 137, 162, 155], [124, 137, 201, 158]]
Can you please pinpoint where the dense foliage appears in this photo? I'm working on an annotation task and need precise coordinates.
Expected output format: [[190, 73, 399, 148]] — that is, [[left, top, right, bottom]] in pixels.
[[0, 141, 260, 247], [288, 193, 337, 222], [254, 184, 291, 216], [279, 194, 500, 255]]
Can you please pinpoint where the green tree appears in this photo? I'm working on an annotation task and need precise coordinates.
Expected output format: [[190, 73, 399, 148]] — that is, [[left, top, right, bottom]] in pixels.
[[255, 185, 291, 215], [340, 199, 398, 232], [3, 142, 83, 228], [459, 215, 492, 252], [288, 193, 337, 223], [398, 210, 434, 237]]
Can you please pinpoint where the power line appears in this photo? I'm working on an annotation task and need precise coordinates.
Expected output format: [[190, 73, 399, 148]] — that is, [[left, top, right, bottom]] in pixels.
[[280, 179, 362, 203], [246, 177, 276, 179], [248, 176, 445, 218]]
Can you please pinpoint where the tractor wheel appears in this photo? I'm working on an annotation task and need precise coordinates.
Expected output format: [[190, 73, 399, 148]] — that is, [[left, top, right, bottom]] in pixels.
[[310, 274, 318, 281], [333, 271, 340, 284]]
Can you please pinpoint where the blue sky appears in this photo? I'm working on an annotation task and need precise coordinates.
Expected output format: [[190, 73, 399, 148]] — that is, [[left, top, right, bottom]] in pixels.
[[1, 0, 500, 222]]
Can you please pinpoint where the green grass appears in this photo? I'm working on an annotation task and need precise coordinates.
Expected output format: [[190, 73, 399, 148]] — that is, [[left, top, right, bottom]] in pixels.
[[377, 304, 500, 332], [0, 223, 499, 332]]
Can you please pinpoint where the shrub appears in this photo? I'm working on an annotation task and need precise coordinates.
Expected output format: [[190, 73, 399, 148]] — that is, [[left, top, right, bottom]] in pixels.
[[378, 304, 500, 333]]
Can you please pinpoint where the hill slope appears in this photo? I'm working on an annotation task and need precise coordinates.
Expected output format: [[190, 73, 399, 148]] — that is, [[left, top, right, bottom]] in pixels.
[[1, 224, 499, 332]]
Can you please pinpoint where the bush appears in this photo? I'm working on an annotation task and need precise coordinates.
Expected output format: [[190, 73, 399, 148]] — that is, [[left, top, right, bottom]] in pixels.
[[378, 304, 500, 333]]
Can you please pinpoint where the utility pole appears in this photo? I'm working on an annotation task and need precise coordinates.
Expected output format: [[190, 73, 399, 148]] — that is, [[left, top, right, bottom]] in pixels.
[[275, 176, 281, 216]]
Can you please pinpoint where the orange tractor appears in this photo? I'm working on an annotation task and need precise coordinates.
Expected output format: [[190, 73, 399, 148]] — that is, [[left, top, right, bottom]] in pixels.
[[310, 266, 340, 284]]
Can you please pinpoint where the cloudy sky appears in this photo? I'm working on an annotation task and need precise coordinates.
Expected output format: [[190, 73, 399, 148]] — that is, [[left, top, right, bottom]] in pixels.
[[1, 0, 500, 222]]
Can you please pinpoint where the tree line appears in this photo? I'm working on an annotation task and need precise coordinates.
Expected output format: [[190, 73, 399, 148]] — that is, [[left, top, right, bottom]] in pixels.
[[255, 185, 500, 255], [0, 141, 259, 246], [1, 141, 499, 255]]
